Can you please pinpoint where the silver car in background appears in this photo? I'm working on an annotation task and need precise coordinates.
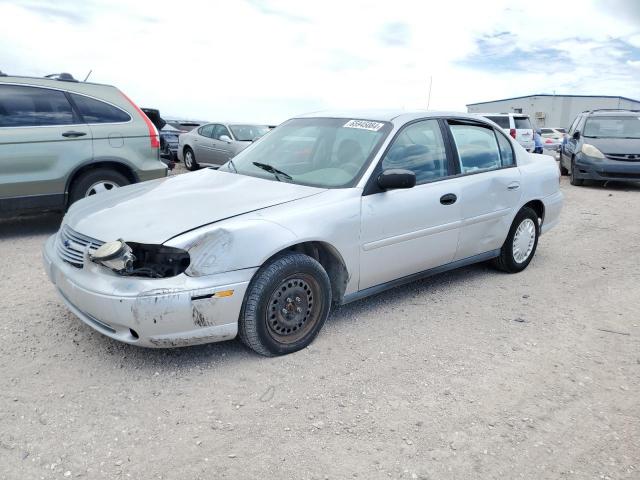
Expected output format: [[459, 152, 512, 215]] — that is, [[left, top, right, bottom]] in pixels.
[[178, 122, 270, 170]]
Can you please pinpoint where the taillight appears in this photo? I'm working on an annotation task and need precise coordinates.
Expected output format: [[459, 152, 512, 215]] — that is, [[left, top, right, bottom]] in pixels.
[[119, 91, 160, 149], [545, 138, 553, 144], [509, 128, 517, 139]]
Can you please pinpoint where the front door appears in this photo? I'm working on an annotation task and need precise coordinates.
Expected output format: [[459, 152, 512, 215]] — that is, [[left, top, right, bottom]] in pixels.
[[210, 124, 234, 165], [359, 119, 462, 290]]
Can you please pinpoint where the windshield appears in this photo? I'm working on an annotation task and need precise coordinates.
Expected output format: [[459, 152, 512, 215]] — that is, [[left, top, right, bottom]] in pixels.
[[230, 124, 271, 142], [583, 116, 640, 138], [223, 117, 392, 188]]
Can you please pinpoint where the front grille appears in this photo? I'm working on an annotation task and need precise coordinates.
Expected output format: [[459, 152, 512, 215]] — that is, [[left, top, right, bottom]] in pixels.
[[56, 225, 104, 268], [605, 153, 640, 162]]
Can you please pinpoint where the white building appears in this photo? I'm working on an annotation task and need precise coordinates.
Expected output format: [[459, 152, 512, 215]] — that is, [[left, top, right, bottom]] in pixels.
[[466, 94, 640, 129]]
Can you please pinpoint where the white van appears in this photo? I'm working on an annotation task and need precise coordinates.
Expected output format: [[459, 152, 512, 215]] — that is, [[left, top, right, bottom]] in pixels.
[[479, 113, 535, 152]]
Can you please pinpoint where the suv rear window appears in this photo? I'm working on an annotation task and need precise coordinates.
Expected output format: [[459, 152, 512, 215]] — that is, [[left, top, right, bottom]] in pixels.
[[485, 116, 510, 129], [0, 84, 77, 127], [514, 117, 532, 129], [70, 93, 131, 123]]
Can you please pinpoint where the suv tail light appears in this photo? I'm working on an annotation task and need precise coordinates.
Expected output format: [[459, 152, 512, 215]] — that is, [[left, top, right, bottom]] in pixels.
[[509, 128, 517, 139], [119, 91, 160, 149]]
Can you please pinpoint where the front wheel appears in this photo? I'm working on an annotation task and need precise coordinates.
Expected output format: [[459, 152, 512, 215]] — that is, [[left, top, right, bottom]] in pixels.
[[570, 157, 584, 186], [239, 253, 332, 356], [492, 207, 540, 273]]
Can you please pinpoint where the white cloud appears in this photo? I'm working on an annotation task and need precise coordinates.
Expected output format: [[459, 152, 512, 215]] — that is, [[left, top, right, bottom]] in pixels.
[[1, 0, 639, 123]]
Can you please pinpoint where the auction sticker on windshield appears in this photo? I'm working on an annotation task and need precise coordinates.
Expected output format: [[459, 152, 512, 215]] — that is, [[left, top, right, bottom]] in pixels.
[[343, 120, 385, 131]]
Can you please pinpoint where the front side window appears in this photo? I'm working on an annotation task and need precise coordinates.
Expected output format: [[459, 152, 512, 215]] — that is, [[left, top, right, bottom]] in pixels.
[[449, 124, 502, 174], [0, 84, 76, 127], [583, 116, 640, 139], [70, 93, 130, 123], [230, 124, 270, 141], [213, 124, 232, 140], [381, 119, 449, 184], [225, 117, 392, 188]]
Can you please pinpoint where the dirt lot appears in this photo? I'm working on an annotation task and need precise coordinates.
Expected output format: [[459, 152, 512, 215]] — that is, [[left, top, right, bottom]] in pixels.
[[1, 174, 639, 480]]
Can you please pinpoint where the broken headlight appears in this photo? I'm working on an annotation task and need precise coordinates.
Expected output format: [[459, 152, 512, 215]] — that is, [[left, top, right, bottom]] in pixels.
[[90, 240, 190, 278]]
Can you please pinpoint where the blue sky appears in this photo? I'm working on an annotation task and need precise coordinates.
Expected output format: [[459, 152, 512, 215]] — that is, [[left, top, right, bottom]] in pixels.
[[1, 0, 639, 123]]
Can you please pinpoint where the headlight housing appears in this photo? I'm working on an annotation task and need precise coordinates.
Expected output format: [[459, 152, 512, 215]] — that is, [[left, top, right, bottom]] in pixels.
[[580, 143, 605, 159], [90, 241, 190, 278]]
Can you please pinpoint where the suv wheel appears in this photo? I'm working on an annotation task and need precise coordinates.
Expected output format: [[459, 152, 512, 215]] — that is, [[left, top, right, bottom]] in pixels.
[[570, 157, 584, 186], [68, 168, 129, 207], [492, 207, 539, 273], [239, 252, 332, 356], [184, 148, 198, 171]]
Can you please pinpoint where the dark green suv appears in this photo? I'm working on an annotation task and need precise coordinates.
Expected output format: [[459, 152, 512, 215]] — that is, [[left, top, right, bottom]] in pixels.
[[0, 73, 168, 215]]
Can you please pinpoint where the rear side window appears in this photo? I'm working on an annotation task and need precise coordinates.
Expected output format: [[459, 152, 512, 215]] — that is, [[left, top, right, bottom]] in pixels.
[[0, 84, 76, 127], [485, 116, 510, 129], [198, 124, 215, 138], [514, 117, 532, 129], [449, 124, 502, 174], [496, 132, 515, 166], [70, 93, 130, 123]]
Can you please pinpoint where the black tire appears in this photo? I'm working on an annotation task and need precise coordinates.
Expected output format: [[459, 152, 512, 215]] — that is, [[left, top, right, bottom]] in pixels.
[[559, 157, 569, 176], [492, 207, 540, 273], [183, 147, 198, 171], [239, 252, 332, 356], [569, 157, 584, 186], [68, 168, 129, 207]]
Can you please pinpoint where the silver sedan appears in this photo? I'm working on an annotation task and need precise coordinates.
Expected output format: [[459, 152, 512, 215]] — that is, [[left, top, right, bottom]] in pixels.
[[43, 111, 563, 356], [177, 122, 270, 170]]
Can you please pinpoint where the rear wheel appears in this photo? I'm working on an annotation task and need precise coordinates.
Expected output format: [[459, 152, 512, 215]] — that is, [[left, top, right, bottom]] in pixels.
[[68, 168, 129, 207], [239, 252, 332, 356], [570, 157, 584, 186], [184, 147, 198, 171], [492, 207, 539, 273]]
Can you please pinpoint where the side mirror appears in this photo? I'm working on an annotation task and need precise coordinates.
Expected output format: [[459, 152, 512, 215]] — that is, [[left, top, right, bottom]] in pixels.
[[572, 131, 580, 140], [377, 169, 416, 190], [219, 135, 232, 143]]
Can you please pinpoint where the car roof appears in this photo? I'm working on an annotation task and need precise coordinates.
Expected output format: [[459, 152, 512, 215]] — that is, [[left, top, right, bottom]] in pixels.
[[295, 110, 498, 125], [584, 109, 640, 117], [0, 74, 114, 88], [474, 112, 530, 117]]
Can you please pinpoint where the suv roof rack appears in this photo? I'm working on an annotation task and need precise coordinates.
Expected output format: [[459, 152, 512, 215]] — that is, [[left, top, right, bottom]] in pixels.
[[582, 108, 640, 114], [44, 72, 78, 82]]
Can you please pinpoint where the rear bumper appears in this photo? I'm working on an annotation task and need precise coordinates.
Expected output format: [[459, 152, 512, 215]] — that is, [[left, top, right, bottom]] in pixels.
[[574, 155, 640, 182], [43, 234, 256, 348], [137, 165, 168, 182]]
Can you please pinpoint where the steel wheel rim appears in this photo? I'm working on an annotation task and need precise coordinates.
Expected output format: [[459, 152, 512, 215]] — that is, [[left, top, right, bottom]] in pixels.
[[266, 274, 321, 344], [85, 181, 119, 197], [512, 218, 536, 263], [185, 151, 193, 168]]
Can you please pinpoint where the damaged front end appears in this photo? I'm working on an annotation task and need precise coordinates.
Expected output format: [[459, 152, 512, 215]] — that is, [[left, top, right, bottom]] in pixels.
[[90, 240, 190, 279]]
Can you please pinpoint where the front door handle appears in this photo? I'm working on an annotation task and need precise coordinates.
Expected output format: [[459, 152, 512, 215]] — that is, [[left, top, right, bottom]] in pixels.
[[61, 131, 87, 138], [507, 182, 520, 190], [440, 193, 457, 205]]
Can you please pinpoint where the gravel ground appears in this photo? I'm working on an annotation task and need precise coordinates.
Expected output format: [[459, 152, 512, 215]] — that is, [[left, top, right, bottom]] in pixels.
[[1, 173, 639, 480]]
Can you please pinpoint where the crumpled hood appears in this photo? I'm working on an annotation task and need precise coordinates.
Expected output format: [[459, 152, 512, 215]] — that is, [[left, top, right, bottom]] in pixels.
[[65, 169, 325, 243]]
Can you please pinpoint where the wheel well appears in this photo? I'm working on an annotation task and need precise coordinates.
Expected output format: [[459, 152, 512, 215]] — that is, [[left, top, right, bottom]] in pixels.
[[275, 241, 349, 304], [523, 200, 544, 223], [66, 162, 136, 199]]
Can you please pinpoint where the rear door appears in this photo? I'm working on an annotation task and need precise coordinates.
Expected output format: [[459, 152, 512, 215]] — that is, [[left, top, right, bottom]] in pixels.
[[513, 116, 534, 150], [0, 84, 92, 212], [445, 119, 522, 260]]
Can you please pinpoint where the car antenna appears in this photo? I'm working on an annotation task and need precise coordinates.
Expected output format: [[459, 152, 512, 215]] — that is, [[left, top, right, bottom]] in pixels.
[[83, 69, 93, 82]]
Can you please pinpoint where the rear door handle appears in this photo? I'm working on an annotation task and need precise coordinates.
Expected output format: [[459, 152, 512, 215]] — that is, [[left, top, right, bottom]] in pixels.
[[507, 182, 520, 190], [440, 193, 457, 205], [61, 131, 87, 138]]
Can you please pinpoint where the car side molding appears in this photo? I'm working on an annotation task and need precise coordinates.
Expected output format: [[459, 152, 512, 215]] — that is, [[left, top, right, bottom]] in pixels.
[[341, 249, 501, 305]]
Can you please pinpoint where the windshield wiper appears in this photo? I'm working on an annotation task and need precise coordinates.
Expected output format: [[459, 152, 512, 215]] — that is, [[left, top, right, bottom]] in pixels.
[[252, 162, 292, 181]]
